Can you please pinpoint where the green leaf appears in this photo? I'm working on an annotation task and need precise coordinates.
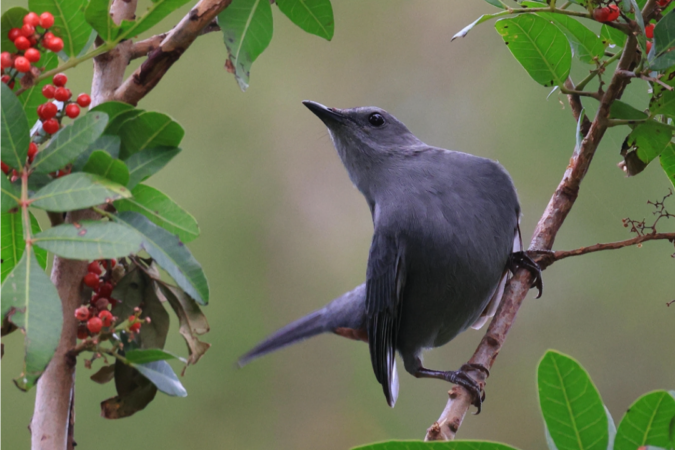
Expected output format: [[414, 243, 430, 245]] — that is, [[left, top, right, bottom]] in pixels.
[[118, 112, 184, 160], [1, 249, 62, 391], [124, 146, 181, 189], [352, 442, 523, 450], [28, 0, 93, 57], [661, 143, 675, 187], [131, 360, 187, 397], [105, 109, 144, 135], [276, 0, 334, 40], [537, 13, 604, 64], [452, 14, 495, 41], [1, 174, 21, 213], [125, 348, 185, 364], [1, 83, 31, 170], [610, 101, 648, 120], [116, 211, 209, 305], [83, 150, 130, 186], [495, 15, 572, 88], [1, 7, 30, 53], [101, 359, 157, 419], [18, 53, 59, 127], [615, 391, 675, 450], [72, 135, 122, 171], [650, 88, 675, 117], [219, 0, 274, 91], [650, 51, 675, 71], [655, 8, 675, 55], [33, 220, 142, 259], [85, 0, 119, 43], [30, 172, 131, 212], [600, 24, 627, 48], [1, 212, 47, 283], [90, 101, 134, 123], [114, 184, 199, 243], [538, 350, 608, 450], [625, 120, 673, 165], [32, 112, 109, 174], [484, 0, 506, 8], [117, 0, 192, 41]]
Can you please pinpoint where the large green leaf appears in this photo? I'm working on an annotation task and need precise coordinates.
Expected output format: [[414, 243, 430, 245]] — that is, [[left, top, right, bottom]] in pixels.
[[131, 360, 187, 397], [1, 7, 29, 53], [30, 172, 131, 212], [114, 184, 199, 243], [117, 0, 192, 41], [600, 24, 627, 48], [495, 15, 572, 87], [661, 143, 675, 187], [1, 83, 31, 170], [1, 212, 47, 283], [1, 174, 21, 213], [610, 101, 648, 120], [537, 13, 604, 64], [32, 112, 109, 174], [85, 0, 118, 43], [276, 0, 334, 40], [124, 146, 181, 189], [18, 53, 59, 127], [614, 390, 675, 450], [219, 0, 274, 91], [538, 350, 608, 450], [33, 220, 142, 259], [91, 101, 135, 124], [118, 112, 184, 160], [72, 135, 122, 171], [651, 51, 675, 71], [125, 348, 184, 364], [352, 442, 522, 450], [116, 211, 209, 305], [650, 89, 675, 117], [105, 109, 144, 135], [654, 8, 675, 55], [83, 150, 130, 186], [626, 120, 673, 165], [28, 0, 93, 57], [1, 249, 62, 391]]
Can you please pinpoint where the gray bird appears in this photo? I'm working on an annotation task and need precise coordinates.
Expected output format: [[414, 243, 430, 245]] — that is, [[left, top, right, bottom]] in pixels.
[[238, 101, 541, 409]]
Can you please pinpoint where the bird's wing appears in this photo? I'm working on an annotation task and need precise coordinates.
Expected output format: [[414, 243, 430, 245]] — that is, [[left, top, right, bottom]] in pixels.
[[366, 231, 405, 407]]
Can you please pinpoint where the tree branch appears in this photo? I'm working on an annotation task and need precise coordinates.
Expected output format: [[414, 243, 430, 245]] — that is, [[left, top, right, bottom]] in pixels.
[[114, 0, 232, 105], [549, 232, 675, 262], [129, 21, 220, 60], [425, 32, 641, 442]]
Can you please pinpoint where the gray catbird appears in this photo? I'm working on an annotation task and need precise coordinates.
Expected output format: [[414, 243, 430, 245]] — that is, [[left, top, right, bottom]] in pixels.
[[239, 101, 541, 409]]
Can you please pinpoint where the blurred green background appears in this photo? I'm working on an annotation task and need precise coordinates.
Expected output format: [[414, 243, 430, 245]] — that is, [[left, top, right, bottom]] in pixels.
[[2, 1, 673, 449]]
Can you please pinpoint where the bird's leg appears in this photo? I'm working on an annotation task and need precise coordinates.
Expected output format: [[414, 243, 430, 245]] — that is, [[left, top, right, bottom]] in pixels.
[[412, 364, 485, 413], [509, 251, 543, 298]]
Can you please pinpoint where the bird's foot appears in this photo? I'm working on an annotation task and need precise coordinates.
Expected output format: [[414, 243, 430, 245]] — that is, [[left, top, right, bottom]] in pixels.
[[444, 368, 485, 414], [509, 251, 544, 298]]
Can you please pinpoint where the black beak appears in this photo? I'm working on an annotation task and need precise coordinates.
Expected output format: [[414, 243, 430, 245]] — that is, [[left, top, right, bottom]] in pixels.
[[302, 100, 346, 124]]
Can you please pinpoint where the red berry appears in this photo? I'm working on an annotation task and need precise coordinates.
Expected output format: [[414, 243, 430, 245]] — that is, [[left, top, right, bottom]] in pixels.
[[97, 282, 113, 298], [76, 93, 91, 107], [88, 261, 103, 275], [14, 56, 31, 73], [46, 37, 63, 53], [43, 31, 55, 42], [41, 102, 58, 120], [646, 40, 653, 53], [94, 297, 110, 310], [8, 28, 22, 42], [10, 169, 19, 183], [43, 118, 59, 134], [65, 103, 80, 119], [14, 36, 31, 50], [42, 84, 55, 98], [24, 47, 40, 63], [39, 12, 54, 29], [24, 12, 40, 27], [28, 142, 38, 162], [1, 52, 13, 70], [74, 305, 90, 321], [20, 24, 35, 38], [28, 35, 38, 47], [607, 5, 620, 21], [645, 23, 655, 39], [77, 325, 89, 340], [1, 75, 10, 85], [54, 87, 71, 101], [98, 310, 114, 327], [52, 73, 67, 87], [87, 317, 103, 334], [128, 316, 142, 332], [657, 0, 671, 6], [83, 272, 100, 288], [1, 162, 9, 174]]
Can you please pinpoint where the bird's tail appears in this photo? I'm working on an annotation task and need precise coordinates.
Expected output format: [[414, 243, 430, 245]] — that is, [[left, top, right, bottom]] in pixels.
[[237, 284, 367, 367]]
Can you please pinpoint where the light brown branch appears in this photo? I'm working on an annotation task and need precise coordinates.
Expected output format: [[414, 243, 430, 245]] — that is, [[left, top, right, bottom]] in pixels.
[[551, 232, 675, 262], [425, 32, 641, 442], [128, 21, 220, 61], [114, 0, 232, 105]]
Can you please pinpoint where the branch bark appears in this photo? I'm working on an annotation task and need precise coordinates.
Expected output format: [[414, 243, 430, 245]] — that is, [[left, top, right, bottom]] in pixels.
[[425, 32, 642, 442], [547, 232, 675, 264]]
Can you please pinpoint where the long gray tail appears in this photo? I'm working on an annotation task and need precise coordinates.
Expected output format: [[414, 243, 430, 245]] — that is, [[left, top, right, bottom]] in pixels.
[[237, 283, 366, 367]]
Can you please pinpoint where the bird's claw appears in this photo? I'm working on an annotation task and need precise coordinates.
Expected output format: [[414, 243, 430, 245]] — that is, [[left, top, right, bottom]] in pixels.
[[446, 368, 485, 414], [509, 251, 544, 298]]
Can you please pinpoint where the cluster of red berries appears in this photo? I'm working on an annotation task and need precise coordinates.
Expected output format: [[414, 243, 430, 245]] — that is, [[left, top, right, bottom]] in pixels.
[[76, 259, 121, 338], [1, 11, 63, 88], [38, 72, 91, 135], [657, 0, 672, 7], [593, 4, 620, 22]]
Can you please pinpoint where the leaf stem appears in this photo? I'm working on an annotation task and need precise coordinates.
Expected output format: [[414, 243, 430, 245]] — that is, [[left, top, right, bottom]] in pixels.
[[21, 170, 32, 245], [576, 52, 622, 90]]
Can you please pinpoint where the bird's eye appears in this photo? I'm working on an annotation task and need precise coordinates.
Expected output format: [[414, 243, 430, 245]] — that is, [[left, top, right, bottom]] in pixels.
[[368, 113, 385, 127]]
